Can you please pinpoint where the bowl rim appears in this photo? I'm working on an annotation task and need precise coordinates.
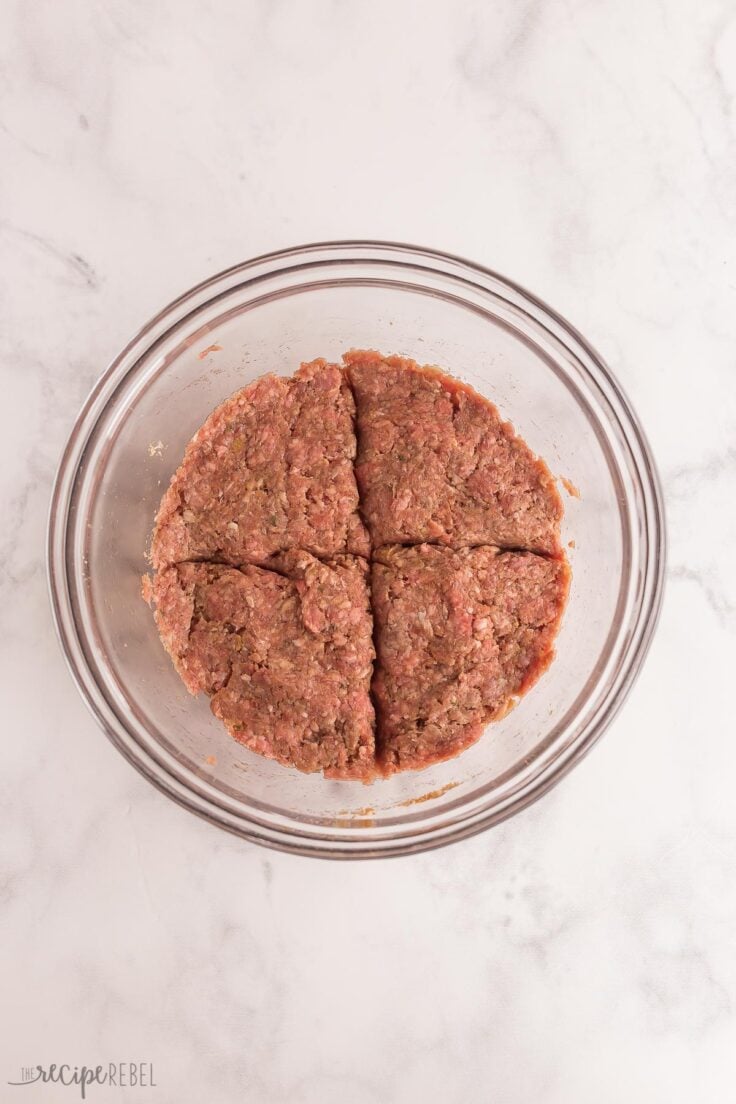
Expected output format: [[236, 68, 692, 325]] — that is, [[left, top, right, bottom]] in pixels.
[[47, 239, 667, 859]]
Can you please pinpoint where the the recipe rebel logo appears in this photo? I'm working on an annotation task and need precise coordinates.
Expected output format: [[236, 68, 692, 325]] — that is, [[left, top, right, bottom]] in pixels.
[[7, 1062, 157, 1098]]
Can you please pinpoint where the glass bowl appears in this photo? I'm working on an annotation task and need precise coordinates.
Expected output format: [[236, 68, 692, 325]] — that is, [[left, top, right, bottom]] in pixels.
[[47, 241, 665, 858]]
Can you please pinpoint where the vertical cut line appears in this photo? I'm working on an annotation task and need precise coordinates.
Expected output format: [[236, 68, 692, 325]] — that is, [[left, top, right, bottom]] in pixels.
[[343, 364, 385, 775]]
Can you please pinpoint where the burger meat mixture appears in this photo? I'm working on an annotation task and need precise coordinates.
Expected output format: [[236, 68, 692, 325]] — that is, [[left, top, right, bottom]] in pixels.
[[146, 351, 570, 779]]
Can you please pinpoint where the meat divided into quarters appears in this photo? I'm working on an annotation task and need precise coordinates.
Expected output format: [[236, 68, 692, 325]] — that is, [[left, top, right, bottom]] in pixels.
[[146, 351, 570, 779]]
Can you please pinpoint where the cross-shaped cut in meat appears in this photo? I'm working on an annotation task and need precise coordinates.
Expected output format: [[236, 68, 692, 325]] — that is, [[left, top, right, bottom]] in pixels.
[[146, 351, 570, 779]]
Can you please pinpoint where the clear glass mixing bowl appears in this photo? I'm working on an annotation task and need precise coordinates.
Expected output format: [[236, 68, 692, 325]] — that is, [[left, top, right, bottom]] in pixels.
[[47, 242, 665, 858]]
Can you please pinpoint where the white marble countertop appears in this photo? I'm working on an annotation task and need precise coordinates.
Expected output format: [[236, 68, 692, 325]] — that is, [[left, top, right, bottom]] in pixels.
[[2, 1, 735, 1100]]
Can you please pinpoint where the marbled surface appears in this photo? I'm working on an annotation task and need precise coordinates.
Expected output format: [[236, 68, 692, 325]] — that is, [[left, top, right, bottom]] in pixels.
[[2, 1, 735, 1100]]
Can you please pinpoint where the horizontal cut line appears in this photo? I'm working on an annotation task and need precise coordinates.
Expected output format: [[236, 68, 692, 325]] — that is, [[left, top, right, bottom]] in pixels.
[[150, 537, 567, 586], [370, 541, 565, 563], [152, 550, 370, 576]]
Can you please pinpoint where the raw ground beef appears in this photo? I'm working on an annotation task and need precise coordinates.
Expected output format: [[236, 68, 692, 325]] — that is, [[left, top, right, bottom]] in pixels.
[[371, 544, 570, 773], [151, 358, 369, 569], [345, 349, 563, 556], [148, 350, 570, 779], [151, 551, 375, 780]]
